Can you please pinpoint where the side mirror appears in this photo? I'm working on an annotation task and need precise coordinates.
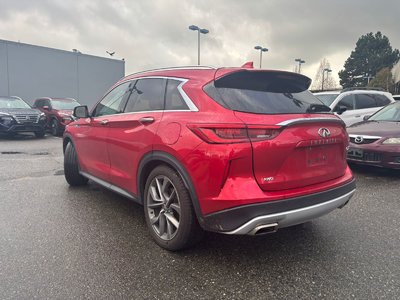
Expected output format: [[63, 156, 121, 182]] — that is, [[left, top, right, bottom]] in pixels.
[[363, 115, 370, 121], [42, 106, 50, 111], [73, 106, 90, 118], [334, 105, 347, 115]]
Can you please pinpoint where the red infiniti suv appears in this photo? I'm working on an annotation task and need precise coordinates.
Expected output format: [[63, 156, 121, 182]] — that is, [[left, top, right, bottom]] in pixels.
[[63, 66, 356, 250], [33, 97, 81, 136]]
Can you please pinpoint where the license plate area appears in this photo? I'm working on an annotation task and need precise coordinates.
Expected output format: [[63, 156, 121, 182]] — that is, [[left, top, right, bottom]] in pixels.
[[306, 146, 329, 166], [348, 147, 363, 159]]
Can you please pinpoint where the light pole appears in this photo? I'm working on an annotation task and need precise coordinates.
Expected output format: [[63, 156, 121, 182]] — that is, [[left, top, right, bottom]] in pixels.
[[295, 58, 305, 73], [189, 25, 209, 65], [321, 68, 332, 91], [254, 46, 268, 68]]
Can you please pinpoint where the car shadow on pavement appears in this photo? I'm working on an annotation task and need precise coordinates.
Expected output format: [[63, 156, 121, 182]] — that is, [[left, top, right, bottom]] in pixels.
[[349, 163, 400, 179], [0, 133, 46, 140]]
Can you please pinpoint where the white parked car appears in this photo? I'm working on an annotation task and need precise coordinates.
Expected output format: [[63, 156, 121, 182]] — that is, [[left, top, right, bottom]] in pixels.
[[314, 88, 395, 126]]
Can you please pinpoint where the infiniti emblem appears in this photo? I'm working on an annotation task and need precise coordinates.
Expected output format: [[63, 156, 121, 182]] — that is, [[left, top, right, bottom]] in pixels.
[[354, 136, 364, 144], [318, 128, 331, 138]]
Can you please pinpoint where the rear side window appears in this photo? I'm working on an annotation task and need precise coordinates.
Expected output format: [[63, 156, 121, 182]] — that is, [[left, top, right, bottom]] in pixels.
[[165, 80, 189, 110], [374, 94, 391, 106], [355, 94, 376, 109], [204, 70, 329, 114], [124, 78, 166, 112]]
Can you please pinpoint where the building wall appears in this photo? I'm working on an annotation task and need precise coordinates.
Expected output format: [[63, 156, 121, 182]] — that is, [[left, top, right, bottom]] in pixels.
[[0, 39, 124, 109]]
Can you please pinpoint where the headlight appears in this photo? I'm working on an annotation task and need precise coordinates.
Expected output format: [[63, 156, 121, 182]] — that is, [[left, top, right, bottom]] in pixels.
[[0, 115, 15, 125], [382, 138, 400, 145], [39, 113, 46, 120]]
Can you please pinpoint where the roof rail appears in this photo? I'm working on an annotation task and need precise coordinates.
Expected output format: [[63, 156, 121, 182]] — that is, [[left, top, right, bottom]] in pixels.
[[341, 87, 385, 93], [126, 65, 216, 77]]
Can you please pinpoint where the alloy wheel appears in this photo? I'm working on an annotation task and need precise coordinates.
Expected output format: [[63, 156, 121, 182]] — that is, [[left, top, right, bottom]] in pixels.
[[146, 175, 181, 240]]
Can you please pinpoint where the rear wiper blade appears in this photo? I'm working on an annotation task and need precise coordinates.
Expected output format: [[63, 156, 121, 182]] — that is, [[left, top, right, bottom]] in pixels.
[[306, 104, 331, 113]]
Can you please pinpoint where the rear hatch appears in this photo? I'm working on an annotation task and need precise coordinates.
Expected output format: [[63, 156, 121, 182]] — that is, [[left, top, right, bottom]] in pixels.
[[205, 69, 348, 191]]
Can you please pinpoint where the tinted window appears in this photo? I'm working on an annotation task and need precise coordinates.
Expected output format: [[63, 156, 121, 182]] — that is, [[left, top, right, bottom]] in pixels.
[[165, 80, 189, 110], [315, 93, 339, 106], [124, 78, 165, 112], [93, 82, 130, 117], [374, 94, 391, 106], [34, 99, 44, 108], [355, 94, 376, 109], [204, 71, 329, 114], [336, 95, 354, 110]]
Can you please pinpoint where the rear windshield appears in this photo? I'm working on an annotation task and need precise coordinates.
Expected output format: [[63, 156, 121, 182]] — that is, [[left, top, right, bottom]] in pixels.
[[204, 70, 330, 114]]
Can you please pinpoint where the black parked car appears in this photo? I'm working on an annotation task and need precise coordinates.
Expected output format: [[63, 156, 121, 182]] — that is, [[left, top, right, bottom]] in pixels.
[[0, 96, 46, 138]]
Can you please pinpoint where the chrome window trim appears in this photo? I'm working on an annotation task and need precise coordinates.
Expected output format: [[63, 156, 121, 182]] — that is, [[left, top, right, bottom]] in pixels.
[[349, 134, 382, 139], [277, 117, 343, 126], [122, 76, 199, 112]]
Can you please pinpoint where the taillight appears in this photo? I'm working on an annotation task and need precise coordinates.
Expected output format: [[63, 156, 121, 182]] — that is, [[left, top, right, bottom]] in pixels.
[[187, 124, 281, 144]]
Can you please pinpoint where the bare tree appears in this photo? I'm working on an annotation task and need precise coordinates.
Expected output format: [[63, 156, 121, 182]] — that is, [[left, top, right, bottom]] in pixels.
[[311, 58, 338, 91]]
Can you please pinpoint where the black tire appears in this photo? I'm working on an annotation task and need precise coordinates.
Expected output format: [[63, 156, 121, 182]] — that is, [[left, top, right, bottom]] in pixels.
[[51, 119, 62, 136], [144, 165, 203, 251], [64, 142, 88, 186], [34, 130, 45, 138]]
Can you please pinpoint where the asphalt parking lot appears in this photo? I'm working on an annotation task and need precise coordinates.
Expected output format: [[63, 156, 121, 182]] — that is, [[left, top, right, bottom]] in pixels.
[[1, 134, 399, 299]]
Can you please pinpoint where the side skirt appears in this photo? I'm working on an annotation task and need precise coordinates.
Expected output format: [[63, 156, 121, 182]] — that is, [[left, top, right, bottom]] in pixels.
[[80, 171, 140, 204]]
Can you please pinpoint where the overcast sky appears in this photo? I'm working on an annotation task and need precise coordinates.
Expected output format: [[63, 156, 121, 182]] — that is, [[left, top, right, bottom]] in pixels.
[[0, 0, 399, 85]]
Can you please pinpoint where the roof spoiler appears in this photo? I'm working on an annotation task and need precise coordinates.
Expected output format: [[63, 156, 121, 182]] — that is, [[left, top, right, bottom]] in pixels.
[[241, 61, 254, 68], [214, 70, 312, 92]]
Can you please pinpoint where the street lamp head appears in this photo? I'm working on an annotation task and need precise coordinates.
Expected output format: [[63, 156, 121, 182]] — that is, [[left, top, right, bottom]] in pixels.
[[324, 68, 332, 73], [254, 46, 262, 50], [189, 25, 199, 31], [261, 48, 268, 52], [199, 28, 209, 34], [300, 60, 305, 64], [295, 58, 301, 62]]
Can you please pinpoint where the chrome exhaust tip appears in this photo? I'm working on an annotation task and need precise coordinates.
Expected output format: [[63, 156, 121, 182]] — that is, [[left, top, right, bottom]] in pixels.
[[249, 223, 278, 235]]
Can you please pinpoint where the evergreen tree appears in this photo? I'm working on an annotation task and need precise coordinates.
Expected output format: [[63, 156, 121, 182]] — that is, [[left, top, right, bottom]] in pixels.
[[367, 67, 395, 92], [339, 32, 400, 88]]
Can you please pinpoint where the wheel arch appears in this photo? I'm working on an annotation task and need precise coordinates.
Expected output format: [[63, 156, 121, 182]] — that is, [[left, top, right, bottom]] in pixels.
[[63, 134, 74, 154], [138, 151, 205, 225]]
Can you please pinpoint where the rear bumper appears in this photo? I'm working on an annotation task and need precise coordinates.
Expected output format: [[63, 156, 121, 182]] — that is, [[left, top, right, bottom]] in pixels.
[[201, 178, 356, 234]]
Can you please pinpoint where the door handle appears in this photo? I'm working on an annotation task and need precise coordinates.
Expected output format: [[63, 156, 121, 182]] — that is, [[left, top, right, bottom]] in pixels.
[[139, 117, 155, 124], [100, 119, 109, 125]]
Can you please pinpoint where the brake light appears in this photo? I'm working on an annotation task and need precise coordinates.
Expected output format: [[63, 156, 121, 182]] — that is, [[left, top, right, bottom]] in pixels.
[[187, 124, 281, 144]]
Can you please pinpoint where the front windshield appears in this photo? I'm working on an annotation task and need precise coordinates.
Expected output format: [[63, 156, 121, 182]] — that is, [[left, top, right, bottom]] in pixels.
[[314, 94, 339, 106], [369, 102, 400, 121], [0, 97, 31, 109], [52, 99, 80, 110]]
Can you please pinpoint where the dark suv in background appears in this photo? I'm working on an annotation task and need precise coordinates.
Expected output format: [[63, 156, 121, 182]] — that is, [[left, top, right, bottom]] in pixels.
[[33, 97, 81, 136], [0, 96, 46, 138]]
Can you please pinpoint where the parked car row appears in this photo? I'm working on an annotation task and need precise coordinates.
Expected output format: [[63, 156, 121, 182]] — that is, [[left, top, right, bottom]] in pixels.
[[313, 88, 400, 170], [0, 96, 80, 138], [314, 88, 395, 126]]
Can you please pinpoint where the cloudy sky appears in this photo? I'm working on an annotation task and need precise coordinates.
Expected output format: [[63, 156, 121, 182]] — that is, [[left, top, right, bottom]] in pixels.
[[0, 0, 399, 85]]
